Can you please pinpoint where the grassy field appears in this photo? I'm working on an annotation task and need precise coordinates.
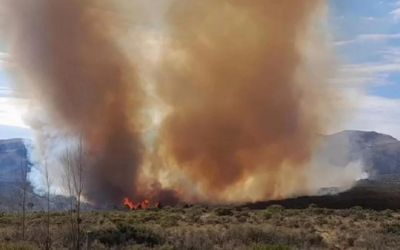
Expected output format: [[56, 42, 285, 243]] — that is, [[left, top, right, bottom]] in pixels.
[[0, 204, 400, 249]]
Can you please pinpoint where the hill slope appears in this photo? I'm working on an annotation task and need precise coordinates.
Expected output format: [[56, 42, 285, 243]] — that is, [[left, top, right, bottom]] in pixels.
[[0, 131, 400, 189], [1, 130, 400, 209], [0, 138, 29, 182], [319, 130, 400, 176]]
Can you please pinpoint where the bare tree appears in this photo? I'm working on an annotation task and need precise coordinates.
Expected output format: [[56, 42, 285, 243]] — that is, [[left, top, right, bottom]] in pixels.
[[60, 135, 88, 250], [19, 155, 29, 241], [42, 156, 54, 250]]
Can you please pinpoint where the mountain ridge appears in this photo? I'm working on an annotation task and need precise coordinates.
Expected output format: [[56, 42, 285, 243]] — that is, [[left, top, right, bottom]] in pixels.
[[2, 130, 400, 192], [2, 130, 400, 182], [0, 130, 400, 210]]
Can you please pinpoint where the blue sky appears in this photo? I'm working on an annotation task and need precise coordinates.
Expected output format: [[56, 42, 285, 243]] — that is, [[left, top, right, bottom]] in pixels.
[[1, 1, 400, 139], [327, 0, 400, 138]]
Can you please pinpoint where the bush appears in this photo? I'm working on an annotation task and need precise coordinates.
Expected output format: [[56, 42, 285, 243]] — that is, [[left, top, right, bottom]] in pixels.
[[185, 207, 204, 221], [266, 205, 284, 213], [336, 209, 351, 217], [350, 206, 363, 211], [160, 215, 179, 227], [214, 207, 234, 216], [381, 209, 394, 217], [0, 243, 38, 250], [263, 212, 273, 220], [93, 223, 162, 247], [308, 204, 318, 209], [353, 212, 367, 220], [164, 228, 220, 250], [282, 209, 298, 217], [140, 212, 161, 223], [310, 208, 327, 215], [381, 223, 400, 234], [225, 226, 275, 245], [251, 243, 294, 250], [237, 215, 247, 223], [299, 231, 325, 247]]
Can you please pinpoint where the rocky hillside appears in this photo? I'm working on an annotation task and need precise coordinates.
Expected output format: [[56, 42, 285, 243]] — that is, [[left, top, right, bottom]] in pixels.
[[0, 138, 29, 182], [318, 130, 400, 176]]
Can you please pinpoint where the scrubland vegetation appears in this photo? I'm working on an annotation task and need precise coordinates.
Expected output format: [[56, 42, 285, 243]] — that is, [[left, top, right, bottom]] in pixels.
[[1, 204, 400, 249]]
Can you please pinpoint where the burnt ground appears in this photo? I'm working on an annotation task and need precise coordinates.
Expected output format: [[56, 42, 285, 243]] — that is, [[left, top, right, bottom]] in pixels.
[[115, 175, 400, 211], [244, 176, 400, 211]]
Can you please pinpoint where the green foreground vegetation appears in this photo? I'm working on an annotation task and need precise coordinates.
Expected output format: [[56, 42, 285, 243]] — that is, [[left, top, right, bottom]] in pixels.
[[1, 205, 400, 249]]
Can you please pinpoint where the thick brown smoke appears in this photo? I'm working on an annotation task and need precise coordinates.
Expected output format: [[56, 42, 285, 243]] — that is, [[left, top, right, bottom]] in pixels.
[[1, 0, 144, 204], [155, 0, 339, 202], [2, 0, 345, 205]]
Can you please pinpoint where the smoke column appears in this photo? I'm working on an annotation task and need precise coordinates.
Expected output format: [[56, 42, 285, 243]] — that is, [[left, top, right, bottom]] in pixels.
[[1, 0, 144, 204], [1, 0, 351, 205], [155, 0, 342, 202]]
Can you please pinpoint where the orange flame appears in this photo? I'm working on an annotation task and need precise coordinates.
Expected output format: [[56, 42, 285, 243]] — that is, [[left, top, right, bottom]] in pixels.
[[123, 198, 160, 210], [123, 197, 135, 209]]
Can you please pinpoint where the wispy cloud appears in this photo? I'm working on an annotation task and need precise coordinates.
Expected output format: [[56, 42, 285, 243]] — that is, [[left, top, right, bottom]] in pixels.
[[335, 33, 400, 46], [390, 1, 400, 20], [345, 95, 400, 139], [361, 16, 377, 21], [333, 48, 400, 88], [332, 71, 392, 87], [341, 62, 400, 74]]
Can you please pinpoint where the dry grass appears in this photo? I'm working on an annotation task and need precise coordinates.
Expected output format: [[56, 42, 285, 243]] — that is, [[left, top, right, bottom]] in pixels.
[[0, 205, 400, 249]]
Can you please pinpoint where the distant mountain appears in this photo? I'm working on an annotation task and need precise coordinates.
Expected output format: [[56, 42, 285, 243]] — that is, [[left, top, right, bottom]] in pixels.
[[2, 130, 400, 179], [0, 138, 29, 182], [0, 139, 98, 211], [318, 130, 400, 177], [1, 131, 400, 183], [1, 130, 400, 204]]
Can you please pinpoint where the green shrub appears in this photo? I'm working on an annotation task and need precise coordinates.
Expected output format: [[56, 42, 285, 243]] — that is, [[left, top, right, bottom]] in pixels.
[[336, 209, 351, 217], [185, 207, 204, 221], [381, 209, 394, 217], [308, 204, 318, 209], [160, 215, 179, 227], [251, 243, 294, 250], [225, 226, 274, 245], [157, 245, 175, 250], [382, 223, 400, 234], [0, 243, 39, 250], [214, 207, 234, 216], [263, 212, 273, 220], [140, 212, 160, 223], [350, 206, 363, 211], [0, 216, 15, 224], [237, 215, 247, 223], [266, 205, 284, 213], [282, 209, 298, 217], [310, 208, 326, 215], [353, 212, 367, 220], [93, 223, 162, 247], [171, 205, 186, 213]]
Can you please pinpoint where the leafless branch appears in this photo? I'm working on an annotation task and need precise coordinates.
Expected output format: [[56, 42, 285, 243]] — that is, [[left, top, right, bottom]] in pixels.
[[60, 135, 88, 250]]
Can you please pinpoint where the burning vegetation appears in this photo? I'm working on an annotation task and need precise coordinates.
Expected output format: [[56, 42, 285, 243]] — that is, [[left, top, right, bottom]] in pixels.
[[123, 198, 161, 210]]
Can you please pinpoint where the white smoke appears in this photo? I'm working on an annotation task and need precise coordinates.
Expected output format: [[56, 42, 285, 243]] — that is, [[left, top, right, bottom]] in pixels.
[[306, 160, 368, 195], [22, 104, 78, 195]]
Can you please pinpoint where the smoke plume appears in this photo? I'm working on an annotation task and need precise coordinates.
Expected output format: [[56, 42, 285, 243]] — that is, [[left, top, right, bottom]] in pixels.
[[154, 0, 343, 203], [1, 0, 144, 204], [1, 0, 353, 205]]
